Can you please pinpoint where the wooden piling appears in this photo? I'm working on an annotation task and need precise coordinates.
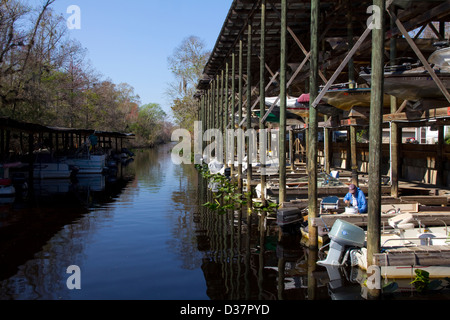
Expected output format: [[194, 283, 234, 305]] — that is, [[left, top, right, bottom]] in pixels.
[[216, 75, 220, 132], [260, 0, 267, 206], [367, 0, 385, 295], [308, 0, 319, 249], [238, 38, 244, 190], [390, 11, 399, 198], [246, 23, 253, 196], [231, 52, 236, 175], [324, 115, 331, 174], [350, 126, 358, 186], [225, 62, 229, 168], [279, 0, 287, 205]]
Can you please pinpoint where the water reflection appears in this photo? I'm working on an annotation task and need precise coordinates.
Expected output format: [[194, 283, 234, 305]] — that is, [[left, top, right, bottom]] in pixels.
[[0, 161, 134, 299], [193, 173, 450, 301], [1, 146, 449, 300], [194, 175, 331, 300]]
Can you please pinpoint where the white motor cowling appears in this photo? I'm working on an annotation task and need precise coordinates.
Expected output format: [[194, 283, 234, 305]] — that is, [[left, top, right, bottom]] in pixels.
[[317, 219, 365, 266]]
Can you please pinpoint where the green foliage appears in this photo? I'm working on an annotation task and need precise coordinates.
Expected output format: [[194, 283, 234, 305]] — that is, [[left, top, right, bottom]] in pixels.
[[167, 36, 210, 131], [130, 103, 170, 147], [0, 0, 172, 147], [252, 200, 279, 214], [196, 163, 279, 216], [196, 164, 247, 215], [445, 132, 450, 145], [410, 269, 444, 293]]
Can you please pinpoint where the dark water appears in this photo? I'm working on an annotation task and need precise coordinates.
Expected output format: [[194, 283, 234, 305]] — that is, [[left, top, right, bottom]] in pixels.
[[0, 143, 449, 301], [0, 144, 207, 300]]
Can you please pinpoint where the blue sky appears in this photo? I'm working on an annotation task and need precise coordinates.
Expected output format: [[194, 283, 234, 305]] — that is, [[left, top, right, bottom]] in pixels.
[[50, 0, 233, 119]]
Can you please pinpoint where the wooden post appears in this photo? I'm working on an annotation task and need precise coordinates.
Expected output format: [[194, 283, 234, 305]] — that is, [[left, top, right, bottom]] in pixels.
[[216, 75, 220, 132], [278, 0, 287, 205], [221, 69, 225, 135], [308, 0, 319, 249], [211, 80, 215, 131], [206, 89, 210, 133], [0, 129, 4, 162], [28, 133, 34, 183], [367, 0, 385, 298], [350, 125, 358, 186], [347, 2, 358, 186], [390, 10, 399, 198], [289, 128, 294, 170], [209, 85, 213, 132], [231, 52, 236, 176], [436, 125, 444, 186], [260, 0, 267, 206], [324, 115, 331, 173], [225, 62, 229, 168], [246, 23, 253, 197], [238, 38, 244, 190]]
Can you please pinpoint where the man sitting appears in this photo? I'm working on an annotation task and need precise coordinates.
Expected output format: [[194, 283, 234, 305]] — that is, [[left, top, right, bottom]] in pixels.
[[344, 184, 367, 214]]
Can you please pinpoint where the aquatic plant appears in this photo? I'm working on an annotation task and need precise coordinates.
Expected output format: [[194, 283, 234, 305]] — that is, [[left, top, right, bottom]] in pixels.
[[410, 269, 444, 293], [196, 164, 247, 215], [252, 200, 279, 215]]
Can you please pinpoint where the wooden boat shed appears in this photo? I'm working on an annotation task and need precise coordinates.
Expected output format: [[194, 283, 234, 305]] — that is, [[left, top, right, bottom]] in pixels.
[[0, 116, 135, 162], [195, 0, 450, 293]]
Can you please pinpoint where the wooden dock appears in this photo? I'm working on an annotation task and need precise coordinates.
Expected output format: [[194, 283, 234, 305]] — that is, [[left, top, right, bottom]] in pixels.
[[373, 246, 450, 267], [312, 212, 450, 229]]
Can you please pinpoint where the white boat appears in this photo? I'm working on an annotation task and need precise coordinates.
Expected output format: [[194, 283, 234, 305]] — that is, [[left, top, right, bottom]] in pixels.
[[0, 162, 22, 196], [318, 215, 450, 279], [33, 152, 72, 179], [33, 163, 72, 179], [63, 153, 107, 174], [263, 95, 340, 119], [359, 46, 450, 102]]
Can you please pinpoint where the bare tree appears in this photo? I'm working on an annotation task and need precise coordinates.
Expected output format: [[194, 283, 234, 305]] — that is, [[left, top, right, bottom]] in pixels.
[[166, 36, 210, 130]]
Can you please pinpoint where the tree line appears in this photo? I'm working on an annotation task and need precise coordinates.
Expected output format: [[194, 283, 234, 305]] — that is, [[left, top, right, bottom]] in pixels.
[[0, 0, 172, 148]]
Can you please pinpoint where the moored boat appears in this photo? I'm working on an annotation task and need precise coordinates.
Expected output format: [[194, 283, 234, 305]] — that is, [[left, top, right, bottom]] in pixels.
[[33, 152, 72, 179], [359, 46, 450, 102], [63, 153, 107, 174], [321, 83, 394, 111], [317, 215, 450, 279]]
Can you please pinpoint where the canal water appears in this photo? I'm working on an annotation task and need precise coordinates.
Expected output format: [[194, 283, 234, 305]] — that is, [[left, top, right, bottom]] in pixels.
[[0, 143, 448, 301]]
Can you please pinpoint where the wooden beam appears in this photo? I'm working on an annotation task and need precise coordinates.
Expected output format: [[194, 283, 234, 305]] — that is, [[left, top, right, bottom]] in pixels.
[[311, 26, 372, 109]]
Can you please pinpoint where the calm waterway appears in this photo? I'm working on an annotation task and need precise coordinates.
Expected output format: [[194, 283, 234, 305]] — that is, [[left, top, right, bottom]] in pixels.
[[0, 143, 448, 301]]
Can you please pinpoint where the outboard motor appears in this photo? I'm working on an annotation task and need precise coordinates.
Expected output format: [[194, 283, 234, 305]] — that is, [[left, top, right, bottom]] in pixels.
[[317, 219, 365, 266]]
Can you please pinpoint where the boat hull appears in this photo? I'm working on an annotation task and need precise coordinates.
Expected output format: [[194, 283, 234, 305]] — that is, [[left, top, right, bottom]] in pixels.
[[64, 154, 106, 174], [322, 88, 393, 110], [33, 163, 71, 179], [381, 73, 450, 101]]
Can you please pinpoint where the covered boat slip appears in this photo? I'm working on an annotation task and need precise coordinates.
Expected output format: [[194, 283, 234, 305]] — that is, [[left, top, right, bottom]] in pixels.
[[195, 0, 450, 288], [0, 116, 135, 175]]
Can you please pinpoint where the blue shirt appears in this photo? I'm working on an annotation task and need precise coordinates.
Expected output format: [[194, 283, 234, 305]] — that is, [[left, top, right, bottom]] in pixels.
[[344, 188, 367, 213]]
